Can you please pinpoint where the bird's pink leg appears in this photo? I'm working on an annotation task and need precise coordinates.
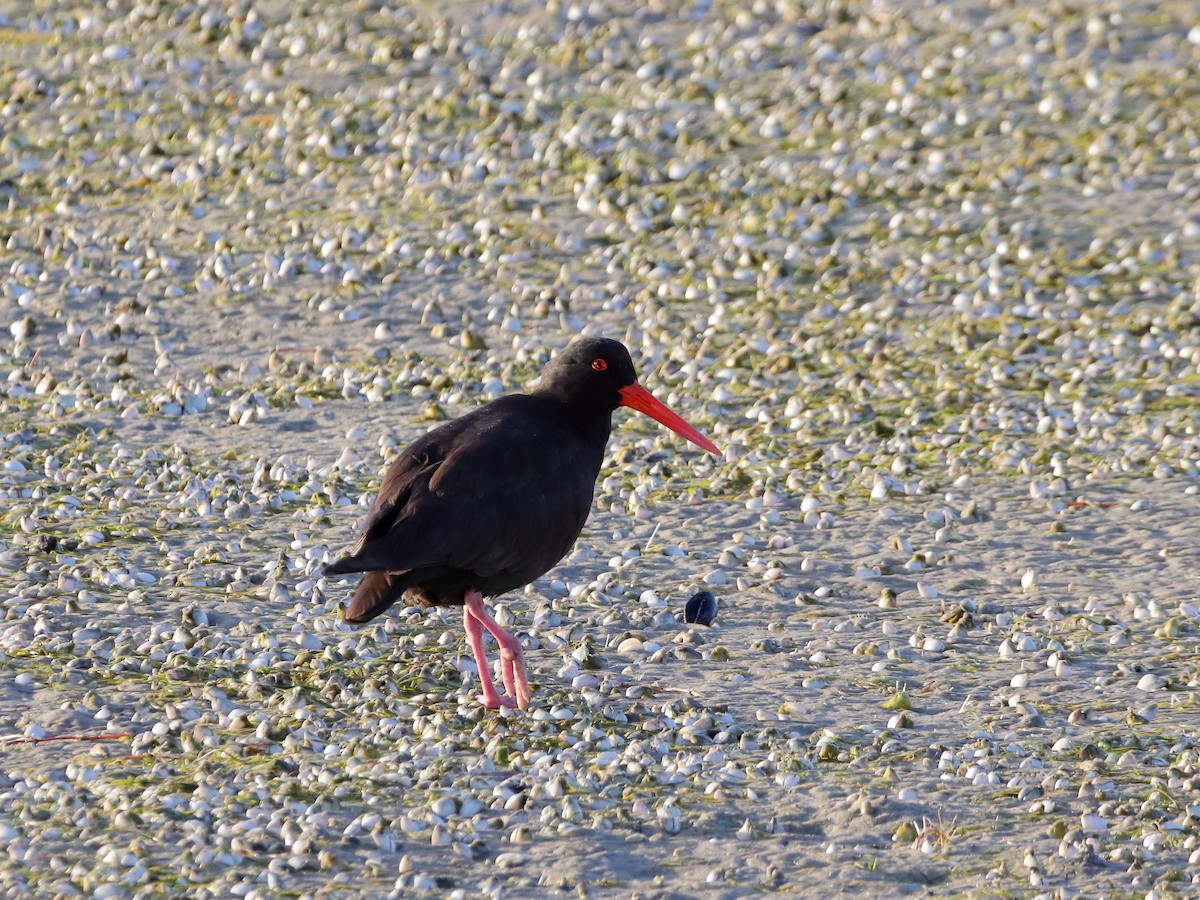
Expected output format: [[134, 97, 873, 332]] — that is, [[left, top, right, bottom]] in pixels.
[[463, 601, 515, 709], [464, 590, 531, 709]]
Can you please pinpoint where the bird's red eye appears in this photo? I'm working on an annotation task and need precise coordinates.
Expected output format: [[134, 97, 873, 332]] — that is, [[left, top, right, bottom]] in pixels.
[[591, 358, 608, 372]]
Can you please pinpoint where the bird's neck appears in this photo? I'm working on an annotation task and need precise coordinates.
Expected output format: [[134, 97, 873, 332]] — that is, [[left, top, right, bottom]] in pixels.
[[562, 401, 615, 449], [533, 388, 615, 449]]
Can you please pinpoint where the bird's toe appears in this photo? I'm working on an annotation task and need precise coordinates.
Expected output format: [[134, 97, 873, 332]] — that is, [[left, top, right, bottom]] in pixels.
[[476, 690, 518, 710]]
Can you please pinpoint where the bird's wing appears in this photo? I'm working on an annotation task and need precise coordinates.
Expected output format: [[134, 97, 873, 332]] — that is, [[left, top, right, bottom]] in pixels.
[[322, 425, 449, 576], [328, 400, 599, 580]]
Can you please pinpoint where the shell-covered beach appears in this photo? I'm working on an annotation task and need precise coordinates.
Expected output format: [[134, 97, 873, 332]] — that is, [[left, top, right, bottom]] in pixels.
[[3, 0, 1200, 896]]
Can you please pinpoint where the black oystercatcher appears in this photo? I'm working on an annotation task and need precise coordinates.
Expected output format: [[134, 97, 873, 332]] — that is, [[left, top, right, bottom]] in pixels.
[[325, 337, 719, 710]]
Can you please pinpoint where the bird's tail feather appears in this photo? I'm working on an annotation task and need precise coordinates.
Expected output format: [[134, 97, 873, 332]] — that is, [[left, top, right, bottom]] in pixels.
[[344, 571, 409, 624], [323, 555, 361, 577]]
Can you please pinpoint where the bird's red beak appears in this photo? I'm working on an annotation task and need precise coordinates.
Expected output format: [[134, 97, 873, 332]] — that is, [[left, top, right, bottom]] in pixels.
[[618, 383, 721, 455]]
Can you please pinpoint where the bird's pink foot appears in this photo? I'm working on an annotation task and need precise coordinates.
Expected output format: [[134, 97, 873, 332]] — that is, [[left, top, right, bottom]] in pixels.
[[464, 600, 511, 708], [476, 684, 519, 709], [499, 643, 530, 710], [464, 590, 530, 710]]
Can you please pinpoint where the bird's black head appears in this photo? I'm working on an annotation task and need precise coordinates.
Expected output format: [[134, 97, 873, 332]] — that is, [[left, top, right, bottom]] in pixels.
[[535, 337, 638, 410], [534, 336, 721, 454]]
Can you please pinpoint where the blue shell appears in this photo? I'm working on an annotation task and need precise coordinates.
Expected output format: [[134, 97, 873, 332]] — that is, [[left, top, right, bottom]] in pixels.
[[684, 590, 718, 626]]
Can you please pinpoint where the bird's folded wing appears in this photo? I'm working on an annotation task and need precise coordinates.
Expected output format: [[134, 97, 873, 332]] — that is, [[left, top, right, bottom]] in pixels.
[[330, 411, 595, 579]]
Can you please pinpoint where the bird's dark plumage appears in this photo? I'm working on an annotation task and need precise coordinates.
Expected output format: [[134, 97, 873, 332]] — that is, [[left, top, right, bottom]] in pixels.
[[325, 336, 718, 708], [326, 392, 608, 621]]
